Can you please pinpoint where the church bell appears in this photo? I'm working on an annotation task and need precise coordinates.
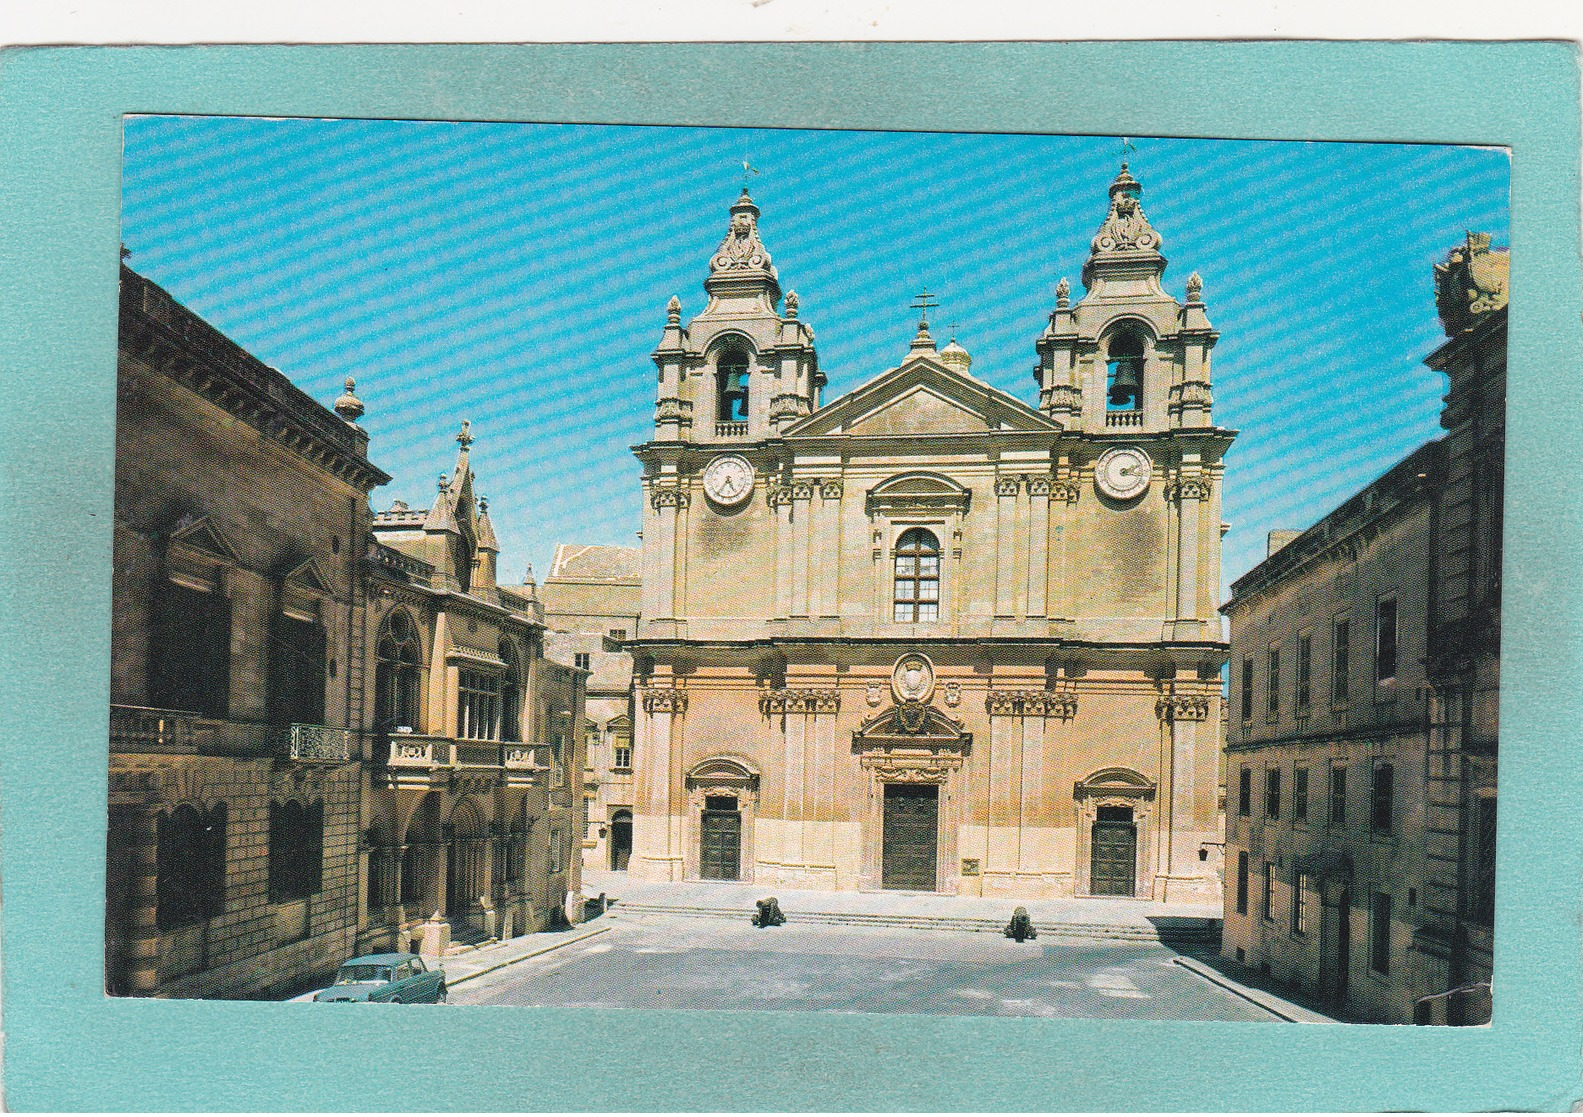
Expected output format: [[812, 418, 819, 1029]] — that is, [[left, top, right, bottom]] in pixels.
[[1108, 357, 1143, 407]]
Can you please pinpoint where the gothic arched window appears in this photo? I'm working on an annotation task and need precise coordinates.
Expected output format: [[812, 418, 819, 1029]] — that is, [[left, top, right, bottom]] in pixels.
[[1106, 329, 1146, 411], [374, 609, 422, 733], [155, 802, 227, 930], [893, 528, 941, 622], [716, 346, 750, 420], [500, 638, 522, 742]]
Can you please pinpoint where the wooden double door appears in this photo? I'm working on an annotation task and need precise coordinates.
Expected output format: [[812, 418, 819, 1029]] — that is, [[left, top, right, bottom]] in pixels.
[[700, 796, 741, 880], [1090, 805, 1138, 896], [882, 784, 939, 891]]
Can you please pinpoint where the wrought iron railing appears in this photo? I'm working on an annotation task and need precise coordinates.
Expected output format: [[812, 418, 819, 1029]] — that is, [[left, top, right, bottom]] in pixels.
[[282, 723, 353, 763]]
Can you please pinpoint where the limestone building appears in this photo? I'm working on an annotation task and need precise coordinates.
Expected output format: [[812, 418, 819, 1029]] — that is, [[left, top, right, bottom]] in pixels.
[[1219, 233, 1505, 1024], [629, 169, 1234, 901], [362, 427, 588, 952], [107, 265, 389, 998], [538, 544, 641, 872]]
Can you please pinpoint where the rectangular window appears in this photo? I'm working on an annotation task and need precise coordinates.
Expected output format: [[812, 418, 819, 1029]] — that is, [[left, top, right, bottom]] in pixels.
[[1296, 633, 1312, 710], [1238, 767, 1252, 817], [1265, 768, 1281, 819], [1235, 851, 1249, 915], [608, 628, 627, 641], [152, 581, 232, 718], [1375, 596, 1398, 683], [1472, 796, 1497, 925], [1370, 891, 1392, 975], [270, 615, 327, 727], [458, 670, 501, 741], [1332, 618, 1351, 704], [1266, 646, 1280, 717], [1371, 761, 1395, 834], [1294, 767, 1309, 821], [1262, 862, 1276, 921], [552, 734, 567, 787], [1291, 871, 1310, 935], [549, 829, 563, 874], [1330, 765, 1347, 827], [573, 652, 591, 670], [1240, 657, 1254, 721], [613, 743, 634, 771], [267, 798, 324, 905]]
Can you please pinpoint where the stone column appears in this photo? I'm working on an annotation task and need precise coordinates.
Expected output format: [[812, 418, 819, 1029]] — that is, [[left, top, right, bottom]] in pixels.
[[782, 699, 807, 865], [1174, 478, 1209, 630], [771, 485, 793, 619], [1156, 691, 1211, 900], [1018, 697, 1047, 876], [818, 480, 843, 620], [1047, 480, 1080, 619], [649, 488, 686, 620], [984, 690, 1022, 889], [1027, 479, 1051, 618], [789, 481, 814, 618], [633, 685, 686, 881], [125, 804, 161, 996], [993, 477, 1019, 618]]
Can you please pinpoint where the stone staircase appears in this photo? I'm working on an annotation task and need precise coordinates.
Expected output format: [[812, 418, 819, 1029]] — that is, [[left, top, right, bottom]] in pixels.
[[605, 899, 1220, 946], [441, 919, 496, 956]]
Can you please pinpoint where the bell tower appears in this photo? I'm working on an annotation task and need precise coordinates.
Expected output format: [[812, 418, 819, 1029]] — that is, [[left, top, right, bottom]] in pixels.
[[1036, 163, 1218, 435], [651, 189, 822, 444]]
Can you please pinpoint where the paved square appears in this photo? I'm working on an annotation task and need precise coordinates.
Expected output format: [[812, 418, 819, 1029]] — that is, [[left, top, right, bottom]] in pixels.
[[451, 913, 1292, 1021]]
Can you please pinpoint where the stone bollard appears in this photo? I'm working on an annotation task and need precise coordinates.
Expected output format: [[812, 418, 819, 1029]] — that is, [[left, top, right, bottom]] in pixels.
[[419, 911, 452, 957], [752, 897, 786, 928], [1004, 906, 1037, 943]]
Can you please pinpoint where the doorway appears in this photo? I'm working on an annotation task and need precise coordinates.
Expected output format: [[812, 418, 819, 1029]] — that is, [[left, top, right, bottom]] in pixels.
[[699, 796, 741, 880], [609, 809, 633, 871], [1090, 805, 1138, 896], [882, 784, 939, 891]]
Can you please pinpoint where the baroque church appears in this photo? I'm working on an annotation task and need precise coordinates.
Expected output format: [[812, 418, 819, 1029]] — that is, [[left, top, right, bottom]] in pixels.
[[628, 166, 1235, 901]]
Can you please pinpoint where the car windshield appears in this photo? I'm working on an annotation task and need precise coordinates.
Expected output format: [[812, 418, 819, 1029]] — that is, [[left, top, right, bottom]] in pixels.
[[335, 964, 392, 984]]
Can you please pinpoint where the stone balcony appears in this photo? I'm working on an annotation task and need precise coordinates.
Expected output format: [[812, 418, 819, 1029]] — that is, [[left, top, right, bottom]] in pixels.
[[1105, 409, 1144, 428], [379, 732, 555, 790], [715, 420, 748, 438], [109, 705, 352, 764]]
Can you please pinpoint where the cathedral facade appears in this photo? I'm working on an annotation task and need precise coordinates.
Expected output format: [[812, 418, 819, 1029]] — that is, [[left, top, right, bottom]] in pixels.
[[629, 168, 1233, 902]]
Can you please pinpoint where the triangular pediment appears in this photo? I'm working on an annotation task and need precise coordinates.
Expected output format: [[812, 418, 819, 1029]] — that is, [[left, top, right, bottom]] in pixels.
[[785, 356, 1061, 438], [169, 514, 238, 563], [280, 555, 334, 594]]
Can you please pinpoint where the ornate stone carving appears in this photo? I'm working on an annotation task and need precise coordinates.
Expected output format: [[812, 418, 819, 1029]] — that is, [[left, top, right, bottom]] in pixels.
[[891, 653, 935, 704], [1055, 276, 1071, 308], [642, 687, 689, 714], [770, 393, 810, 421], [711, 195, 775, 275], [1049, 480, 1082, 504], [784, 290, 799, 318], [759, 688, 840, 715], [650, 486, 690, 509], [1434, 231, 1508, 336], [942, 681, 961, 707], [1042, 384, 1082, 413], [865, 681, 884, 707], [986, 688, 1078, 719], [654, 396, 693, 423], [994, 476, 1021, 498], [1091, 167, 1162, 254], [1186, 271, 1203, 302], [865, 760, 959, 784], [767, 483, 794, 507], [1175, 479, 1211, 502], [820, 479, 844, 500], [790, 481, 815, 501], [1028, 477, 1052, 497], [666, 295, 681, 324], [1156, 693, 1212, 722]]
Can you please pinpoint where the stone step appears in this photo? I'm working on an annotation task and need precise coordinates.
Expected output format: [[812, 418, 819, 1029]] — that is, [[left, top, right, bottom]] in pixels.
[[607, 901, 1220, 944]]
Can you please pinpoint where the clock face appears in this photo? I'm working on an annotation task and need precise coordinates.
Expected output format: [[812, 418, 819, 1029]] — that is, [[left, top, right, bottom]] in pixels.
[[1094, 446, 1152, 501], [702, 454, 756, 506]]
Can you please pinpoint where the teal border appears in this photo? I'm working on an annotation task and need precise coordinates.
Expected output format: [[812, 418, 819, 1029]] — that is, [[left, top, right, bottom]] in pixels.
[[1, 43, 1579, 1112]]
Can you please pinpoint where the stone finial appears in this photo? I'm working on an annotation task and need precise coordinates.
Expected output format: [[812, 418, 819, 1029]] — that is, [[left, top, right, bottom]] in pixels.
[[1055, 277, 1070, 308], [478, 496, 489, 514], [1186, 272, 1203, 302], [523, 563, 536, 586], [785, 290, 799, 319], [666, 295, 681, 324], [456, 419, 473, 449], [1434, 231, 1509, 336], [333, 376, 365, 423], [438, 473, 449, 492]]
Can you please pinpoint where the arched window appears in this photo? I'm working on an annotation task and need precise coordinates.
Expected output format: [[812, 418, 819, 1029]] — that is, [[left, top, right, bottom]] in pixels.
[[374, 610, 422, 733], [500, 638, 522, 742], [155, 802, 226, 930], [893, 528, 941, 622], [458, 669, 501, 741], [1106, 329, 1146, 411], [716, 346, 750, 420]]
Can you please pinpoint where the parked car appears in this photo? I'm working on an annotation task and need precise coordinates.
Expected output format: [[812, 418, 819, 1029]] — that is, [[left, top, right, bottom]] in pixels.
[[313, 953, 446, 1003]]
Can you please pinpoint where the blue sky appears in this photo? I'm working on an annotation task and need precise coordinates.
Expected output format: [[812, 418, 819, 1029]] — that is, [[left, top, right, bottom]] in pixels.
[[120, 117, 1509, 593]]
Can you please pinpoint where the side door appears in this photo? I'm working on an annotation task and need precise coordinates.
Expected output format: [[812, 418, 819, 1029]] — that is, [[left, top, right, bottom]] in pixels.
[[410, 956, 442, 1002]]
